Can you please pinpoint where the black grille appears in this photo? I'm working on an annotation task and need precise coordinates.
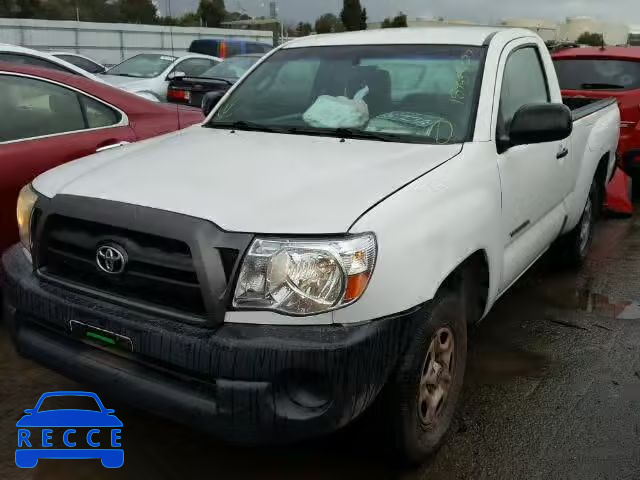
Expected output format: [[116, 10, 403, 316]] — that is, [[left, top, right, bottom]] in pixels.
[[39, 215, 208, 316]]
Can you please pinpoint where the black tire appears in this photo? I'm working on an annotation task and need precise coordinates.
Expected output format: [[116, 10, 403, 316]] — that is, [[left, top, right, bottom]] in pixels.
[[386, 291, 467, 465], [558, 179, 598, 267]]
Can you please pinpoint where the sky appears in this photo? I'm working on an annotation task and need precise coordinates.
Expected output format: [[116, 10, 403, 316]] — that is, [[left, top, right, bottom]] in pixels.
[[160, 0, 640, 25]]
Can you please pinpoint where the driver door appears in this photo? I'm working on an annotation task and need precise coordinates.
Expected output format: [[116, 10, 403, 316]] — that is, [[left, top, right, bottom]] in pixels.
[[495, 42, 569, 290]]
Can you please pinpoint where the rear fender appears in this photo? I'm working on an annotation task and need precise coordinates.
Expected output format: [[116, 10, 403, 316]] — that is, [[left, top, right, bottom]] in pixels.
[[565, 105, 620, 231]]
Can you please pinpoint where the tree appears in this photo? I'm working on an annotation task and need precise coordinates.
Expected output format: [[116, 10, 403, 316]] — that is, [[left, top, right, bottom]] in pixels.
[[340, 0, 366, 31], [576, 31, 605, 46], [15, 0, 41, 18], [114, 0, 157, 24], [381, 12, 407, 28], [0, 0, 16, 17], [314, 13, 341, 34], [295, 21, 312, 37], [225, 10, 251, 22], [359, 7, 367, 30], [198, 0, 226, 27]]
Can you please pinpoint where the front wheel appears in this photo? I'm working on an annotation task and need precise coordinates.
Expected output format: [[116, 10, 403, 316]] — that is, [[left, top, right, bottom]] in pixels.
[[385, 291, 467, 465]]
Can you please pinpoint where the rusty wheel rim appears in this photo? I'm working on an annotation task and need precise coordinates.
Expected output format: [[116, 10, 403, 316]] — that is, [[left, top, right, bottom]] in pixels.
[[418, 327, 455, 427]]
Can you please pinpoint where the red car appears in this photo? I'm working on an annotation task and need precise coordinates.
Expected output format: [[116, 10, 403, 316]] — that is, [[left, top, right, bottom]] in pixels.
[[553, 47, 640, 214], [0, 62, 203, 253]]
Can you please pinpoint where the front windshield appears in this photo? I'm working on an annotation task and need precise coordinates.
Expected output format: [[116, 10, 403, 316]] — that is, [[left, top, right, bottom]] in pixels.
[[207, 45, 484, 144], [106, 53, 176, 78], [200, 56, 260, 80]]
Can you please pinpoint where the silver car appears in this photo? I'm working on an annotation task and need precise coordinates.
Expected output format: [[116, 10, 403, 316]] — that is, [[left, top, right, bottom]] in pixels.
[[100, 53, 221, 102]]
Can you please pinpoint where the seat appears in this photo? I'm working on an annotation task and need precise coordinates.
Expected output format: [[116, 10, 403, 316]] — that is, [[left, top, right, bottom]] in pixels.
[[346, 66, 392, 117]]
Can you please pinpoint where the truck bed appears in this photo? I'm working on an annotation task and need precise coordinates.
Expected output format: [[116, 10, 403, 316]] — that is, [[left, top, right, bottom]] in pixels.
[[562, 96, 617, 121]]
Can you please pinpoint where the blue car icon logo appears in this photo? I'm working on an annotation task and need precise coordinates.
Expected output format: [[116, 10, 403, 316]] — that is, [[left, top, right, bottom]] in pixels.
[[16, 391, 123, 468]]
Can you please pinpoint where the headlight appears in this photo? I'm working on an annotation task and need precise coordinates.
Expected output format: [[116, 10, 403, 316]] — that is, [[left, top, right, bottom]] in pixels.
[[234, 233, 377, 315], [17, 184, 38, 254]]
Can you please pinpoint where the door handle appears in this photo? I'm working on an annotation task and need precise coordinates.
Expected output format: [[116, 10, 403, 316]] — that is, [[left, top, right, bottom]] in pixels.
[[556, 147, 569, 159], [96, 141, 130, 153]]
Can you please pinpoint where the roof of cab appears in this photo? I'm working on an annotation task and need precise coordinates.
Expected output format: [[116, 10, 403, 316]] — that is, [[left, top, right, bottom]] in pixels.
[[282, 26, 534, 49]]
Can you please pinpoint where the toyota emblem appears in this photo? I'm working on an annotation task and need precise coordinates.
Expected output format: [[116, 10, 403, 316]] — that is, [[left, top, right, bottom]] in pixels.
[[96, 244, 127, 274]]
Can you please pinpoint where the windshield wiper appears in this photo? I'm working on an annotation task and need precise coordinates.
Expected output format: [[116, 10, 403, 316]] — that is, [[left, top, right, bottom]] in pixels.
[[111, 73, 141, 78], [334, 128, 396, 142], [580, 82, 625, 90], [207, 120, 284, 133], [281, 126, 403, 143]]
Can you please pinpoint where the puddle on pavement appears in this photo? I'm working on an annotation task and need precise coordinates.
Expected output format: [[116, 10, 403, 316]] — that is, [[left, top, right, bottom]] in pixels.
[[616, 302, 640, 320], [533, 282, 633, 318]]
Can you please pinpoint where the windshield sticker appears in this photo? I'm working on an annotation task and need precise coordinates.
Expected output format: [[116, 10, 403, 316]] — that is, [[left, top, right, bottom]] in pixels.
[[449, 49, 477, 105]]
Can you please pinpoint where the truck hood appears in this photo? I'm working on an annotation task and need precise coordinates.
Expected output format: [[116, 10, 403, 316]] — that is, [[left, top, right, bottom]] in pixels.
[[33, 128, 462, 234]]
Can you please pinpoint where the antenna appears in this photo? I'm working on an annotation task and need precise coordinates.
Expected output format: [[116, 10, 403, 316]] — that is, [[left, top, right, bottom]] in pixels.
[[236, 1, 248, 15], [166, 0, 175, 56]]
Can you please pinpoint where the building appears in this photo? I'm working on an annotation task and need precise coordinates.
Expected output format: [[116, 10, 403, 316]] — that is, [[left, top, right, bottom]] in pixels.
[[220, 18, 282, 44], [558, 17, 629, 45], [368, 16, 632, 46], [628, 25, 640, 46], [500, 18, 557, 42]]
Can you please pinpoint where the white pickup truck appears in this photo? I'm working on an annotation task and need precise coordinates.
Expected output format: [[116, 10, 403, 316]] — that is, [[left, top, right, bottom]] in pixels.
[[2, 27, 620, 463]]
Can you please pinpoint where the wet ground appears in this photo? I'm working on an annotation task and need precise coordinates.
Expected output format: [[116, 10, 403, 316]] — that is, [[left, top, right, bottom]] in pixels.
[[2, 211, 640, 479]]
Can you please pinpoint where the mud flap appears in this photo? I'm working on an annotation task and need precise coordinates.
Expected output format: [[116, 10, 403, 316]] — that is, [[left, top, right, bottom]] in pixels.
[[605, 168, 633, 216]]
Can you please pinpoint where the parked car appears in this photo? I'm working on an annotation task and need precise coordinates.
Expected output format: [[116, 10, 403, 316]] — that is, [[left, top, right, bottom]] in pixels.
[[188, 39, 271, 59], [2, 27, 620, 464], [100, 53, 221, 102], [553, 47, 640, 214], [167, 53, 263, 107], [0, 62, 203, 253], [49, 52, 107, 74], [0, 44, 104, 82]]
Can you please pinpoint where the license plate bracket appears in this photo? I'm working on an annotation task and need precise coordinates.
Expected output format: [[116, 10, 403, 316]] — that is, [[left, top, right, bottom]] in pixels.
[[69, 321, 134, 352]]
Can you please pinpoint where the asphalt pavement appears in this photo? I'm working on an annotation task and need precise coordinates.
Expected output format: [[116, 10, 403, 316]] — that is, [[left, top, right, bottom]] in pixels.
[[1, 210, 640, 479]]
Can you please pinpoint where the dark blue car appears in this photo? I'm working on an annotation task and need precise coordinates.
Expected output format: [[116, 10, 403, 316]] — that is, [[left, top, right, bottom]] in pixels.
[[16, 391, 123, 468], [188, 38, 271, 58]]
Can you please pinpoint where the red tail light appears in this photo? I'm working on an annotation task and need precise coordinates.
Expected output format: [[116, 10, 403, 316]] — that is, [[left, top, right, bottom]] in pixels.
[[219, 42, 228, 58], [167, 89, 190, 103]]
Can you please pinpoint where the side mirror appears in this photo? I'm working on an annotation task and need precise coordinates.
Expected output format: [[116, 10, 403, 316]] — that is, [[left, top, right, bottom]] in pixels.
[[167, 71, 186, 81], [202, 90, 226, 116], [24, 409, 34, 415], [502, 103, 572, 151], [104, 409, 115, 414]]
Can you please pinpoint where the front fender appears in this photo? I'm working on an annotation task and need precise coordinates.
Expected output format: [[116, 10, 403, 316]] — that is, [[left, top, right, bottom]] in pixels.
[[333, 143, 504, 324]]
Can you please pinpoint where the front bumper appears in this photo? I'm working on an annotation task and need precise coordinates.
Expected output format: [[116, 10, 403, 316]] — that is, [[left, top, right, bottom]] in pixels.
[[2, 245, 423, 444]]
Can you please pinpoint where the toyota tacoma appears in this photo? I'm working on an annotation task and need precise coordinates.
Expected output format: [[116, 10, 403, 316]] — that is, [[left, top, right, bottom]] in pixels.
[[2, 27, 620, 463]]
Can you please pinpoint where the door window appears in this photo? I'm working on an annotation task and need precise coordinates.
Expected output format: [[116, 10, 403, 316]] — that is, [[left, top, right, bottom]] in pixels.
[[0, 53, 76, 74], [498, 47, 550, 129], [174, 58, 220, 77], [55, 54, 104, 74], [0, 74, 120, 142], [81, 96, 121, 128]]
